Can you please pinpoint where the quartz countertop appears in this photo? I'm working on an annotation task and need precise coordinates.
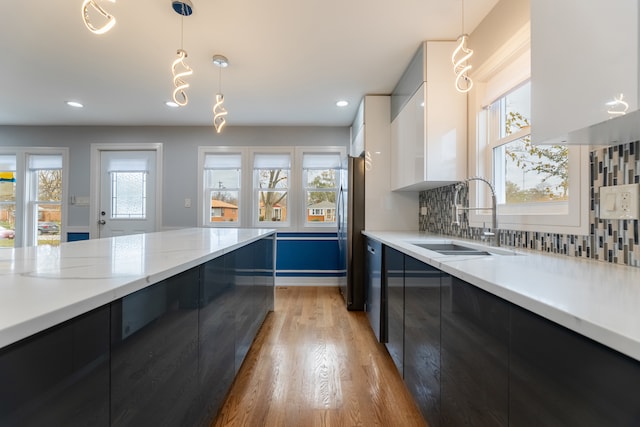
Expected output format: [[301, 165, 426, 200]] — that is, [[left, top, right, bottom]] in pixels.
[[363, 231, 640, 362], [0, 228, 275, 349]]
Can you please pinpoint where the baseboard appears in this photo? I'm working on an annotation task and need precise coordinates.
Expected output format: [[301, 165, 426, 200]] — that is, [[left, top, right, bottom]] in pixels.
[[275, 276, 339, 287]]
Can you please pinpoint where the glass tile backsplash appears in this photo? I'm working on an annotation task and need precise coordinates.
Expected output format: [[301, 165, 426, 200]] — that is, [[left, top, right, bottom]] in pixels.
[[419, 141, 640, 267]]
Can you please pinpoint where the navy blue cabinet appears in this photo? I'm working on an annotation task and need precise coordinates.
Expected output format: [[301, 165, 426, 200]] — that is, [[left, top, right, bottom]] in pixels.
[[0, 306, 110, 427], [198, 256, 235, 424], [365, 238, 383, 341], [384, 246, 404, 375], [403, 255, 442, 427], [110, 266, 200, 427], [0, 235, 275, 427], [509, 305, 640, 426], [441, 276, 509, 426]]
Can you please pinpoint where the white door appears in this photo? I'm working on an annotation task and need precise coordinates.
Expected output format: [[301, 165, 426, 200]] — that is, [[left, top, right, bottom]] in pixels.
[[98, 151, 157, 238]]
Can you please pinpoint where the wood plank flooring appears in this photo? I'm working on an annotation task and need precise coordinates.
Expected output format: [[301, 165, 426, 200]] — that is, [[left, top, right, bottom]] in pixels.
[[213, 286, 427, 427]]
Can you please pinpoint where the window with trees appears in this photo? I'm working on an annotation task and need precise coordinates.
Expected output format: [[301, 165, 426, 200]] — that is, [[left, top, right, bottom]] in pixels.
[[29, 154, 63, 246], [0, 155, 17, 249], [203, 153, 241, 225], [472, 35, 587, 233], [0, 149, 67, 248], [254, 153, 290, 225], [302, 153, 340, 225], [489, 81, 569, 207]]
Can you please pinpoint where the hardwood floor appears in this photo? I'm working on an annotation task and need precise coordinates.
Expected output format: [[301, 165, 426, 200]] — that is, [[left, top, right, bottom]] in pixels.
[[213, 286, 427, 427]]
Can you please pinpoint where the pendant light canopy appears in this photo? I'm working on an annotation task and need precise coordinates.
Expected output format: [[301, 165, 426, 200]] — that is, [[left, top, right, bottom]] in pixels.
[[452, 0, 474, 93]]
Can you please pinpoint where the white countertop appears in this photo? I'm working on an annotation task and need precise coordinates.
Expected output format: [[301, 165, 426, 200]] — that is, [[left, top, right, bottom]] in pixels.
[[363, 231, 640, 362], [0, 228, 275, 349]]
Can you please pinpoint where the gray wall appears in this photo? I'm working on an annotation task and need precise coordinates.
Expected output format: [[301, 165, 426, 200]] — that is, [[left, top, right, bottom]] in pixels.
[[0, 125, 349, 228]]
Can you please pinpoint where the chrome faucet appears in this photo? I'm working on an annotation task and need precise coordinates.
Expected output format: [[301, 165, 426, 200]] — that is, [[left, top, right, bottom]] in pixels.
[[452, 176, 500, 247]]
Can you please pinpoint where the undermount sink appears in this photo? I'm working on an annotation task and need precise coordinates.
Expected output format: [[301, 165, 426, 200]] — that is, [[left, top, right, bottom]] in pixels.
[[412, 243, 491, 256], [410, 242, 519, 256]]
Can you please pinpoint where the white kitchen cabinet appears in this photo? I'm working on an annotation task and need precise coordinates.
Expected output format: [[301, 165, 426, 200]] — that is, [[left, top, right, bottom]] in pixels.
[[352, 95, 418, 231], [531, 0, 638, 145], [390, 41, 467, 191]]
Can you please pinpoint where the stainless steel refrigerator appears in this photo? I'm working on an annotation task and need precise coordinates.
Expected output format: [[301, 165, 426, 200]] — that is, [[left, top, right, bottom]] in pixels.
[[337, 155, 365, 310]]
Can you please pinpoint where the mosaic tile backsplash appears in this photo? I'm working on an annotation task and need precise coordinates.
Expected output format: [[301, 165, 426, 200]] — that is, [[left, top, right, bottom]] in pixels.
[[419, 141, 640, 267]]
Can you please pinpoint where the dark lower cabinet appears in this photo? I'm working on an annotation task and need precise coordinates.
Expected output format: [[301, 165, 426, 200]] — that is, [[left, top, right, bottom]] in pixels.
[[385, 246, 404, 375], [198, 256, 235, 424], [509, 305, 640, 426], [0, 236, 275, 427], [0, 306, 110, 427], [441, 276, 509, 426], [403, 256, 442, 427], [371, 241, 640, 427], [365, 238, 383, 341], [110, 266, 200, 427]]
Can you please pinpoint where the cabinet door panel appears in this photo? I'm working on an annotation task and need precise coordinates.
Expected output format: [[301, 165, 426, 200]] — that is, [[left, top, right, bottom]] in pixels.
[[365, 238, 383, 341], [0, 306, 110, 427], [198, 256, 235, 423], [404, 256, 442, 427], [110, 267, 200, 427], [441, 277, 508, 426], [510, 305, 640, 426], [384, 247, 404, 375]]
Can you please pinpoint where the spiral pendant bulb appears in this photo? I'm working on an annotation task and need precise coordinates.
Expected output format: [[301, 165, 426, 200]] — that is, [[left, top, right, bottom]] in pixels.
[[81, 0, 116, 35], [452, 34, 474, 93], [213, 93, 228, 133], [171, 49, 193, 107]]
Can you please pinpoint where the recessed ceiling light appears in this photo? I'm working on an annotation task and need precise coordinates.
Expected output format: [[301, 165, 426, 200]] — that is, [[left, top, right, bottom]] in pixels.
[[65, 101, 84, 108], [165, 100, 180, 108], [336, 100, 349, 107]]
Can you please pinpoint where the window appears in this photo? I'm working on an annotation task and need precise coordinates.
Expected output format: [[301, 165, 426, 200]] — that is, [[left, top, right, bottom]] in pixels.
[[471, 26, 588, 234], [254, 153, 290, 225], [29, 154, 63, 246], [203, 153, 241, 225], [110, 171, 147, 219], [302, 152, 340, 226], [0, 149, 67, 248], [0, 155, 17, 249], [489, 81, 568, 207]]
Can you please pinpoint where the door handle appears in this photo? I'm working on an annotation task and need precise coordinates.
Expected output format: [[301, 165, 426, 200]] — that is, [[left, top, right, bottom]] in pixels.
[[98, 219, 106, 225]]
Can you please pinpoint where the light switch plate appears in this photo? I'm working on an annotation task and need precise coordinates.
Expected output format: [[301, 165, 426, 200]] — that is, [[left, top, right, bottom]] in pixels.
[[599, 184, 640, 219]]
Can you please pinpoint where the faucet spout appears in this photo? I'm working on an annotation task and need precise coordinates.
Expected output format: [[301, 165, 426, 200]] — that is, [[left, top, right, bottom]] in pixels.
[[456, 176, 500, 247]]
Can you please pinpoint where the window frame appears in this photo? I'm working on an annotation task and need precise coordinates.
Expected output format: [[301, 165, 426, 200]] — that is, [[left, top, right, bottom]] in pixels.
[[299, 149, 342, 229], [468, 22, 589, 235], [252, 148, 294, 228], [198, 146, 248, 228], [0, 147, 68, 248]]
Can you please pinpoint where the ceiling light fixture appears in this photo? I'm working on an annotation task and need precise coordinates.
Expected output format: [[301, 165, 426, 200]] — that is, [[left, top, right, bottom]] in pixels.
[[81, 0, 116, 35], [170, 0, 194, 107], [66, 101, 84, 108], [212, 54, 229, 133], [336, 100, 349, 107], [451, 0, 474, 93]]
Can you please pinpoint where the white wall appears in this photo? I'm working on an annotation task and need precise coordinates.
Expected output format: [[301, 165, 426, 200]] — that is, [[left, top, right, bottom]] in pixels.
[[0, 125, 349, 229]]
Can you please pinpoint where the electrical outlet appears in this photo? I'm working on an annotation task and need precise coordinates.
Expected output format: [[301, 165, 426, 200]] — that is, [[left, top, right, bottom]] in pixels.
[[599, 184, 640, 219]]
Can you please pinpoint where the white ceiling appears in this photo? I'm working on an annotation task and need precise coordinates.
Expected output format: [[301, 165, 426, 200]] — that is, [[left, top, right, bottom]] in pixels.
[[0, 0, 499, 127]]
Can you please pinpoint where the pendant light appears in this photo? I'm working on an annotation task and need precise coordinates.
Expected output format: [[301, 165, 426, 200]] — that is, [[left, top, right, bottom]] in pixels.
[[81, 0, 116, 35], [452, 0, 474, 93], [212, 55, 229, 133], [606, 93, 629, 117], [171, 0, 194, 107]]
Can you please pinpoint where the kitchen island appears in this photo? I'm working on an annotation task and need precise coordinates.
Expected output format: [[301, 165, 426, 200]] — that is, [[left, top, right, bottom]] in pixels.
[[0, 228, 275, 426], [364, 231, 640, 426]]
